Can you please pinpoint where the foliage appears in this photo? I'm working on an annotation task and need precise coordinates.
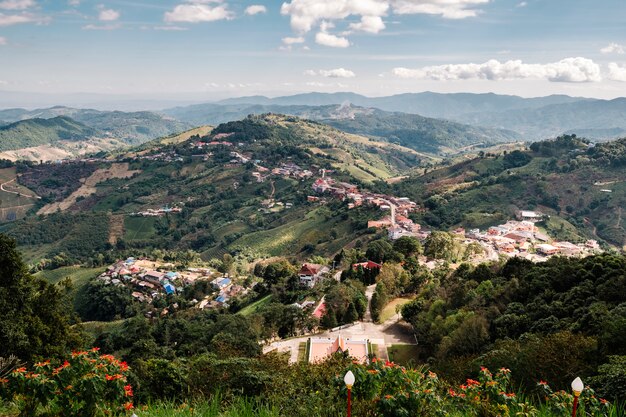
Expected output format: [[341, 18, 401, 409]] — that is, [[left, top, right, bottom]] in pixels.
[[0, 349, 133, 417], [0, 233, 83, 362]]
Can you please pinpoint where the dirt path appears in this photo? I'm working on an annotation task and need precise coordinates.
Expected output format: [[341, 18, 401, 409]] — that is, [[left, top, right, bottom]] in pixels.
[[0, 178, 40, 199], [108, 214, 125, 245], [617, 207, 622, 229], [364, 284, 376, 323]]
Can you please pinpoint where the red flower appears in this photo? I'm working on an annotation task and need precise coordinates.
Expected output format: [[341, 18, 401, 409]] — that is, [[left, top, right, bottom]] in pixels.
[[538, 380, 548, 386], [449, 388, 457, 397], [13, 367, 26, 374], [91, 347, 101, 352], [466, 379, 480, 386], [0, 378, 8, 384], [600, 399, 609, 405], [124, 402, 134, 410], [124, 384, 133, 397], [105, 374, 123, 381], [34, 360, 50, 368]]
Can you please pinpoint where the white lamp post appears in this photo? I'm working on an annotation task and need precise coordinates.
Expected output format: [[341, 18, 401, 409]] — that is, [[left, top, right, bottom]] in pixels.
[[344, 370, 355, 417], [571, 377, 584, 417]]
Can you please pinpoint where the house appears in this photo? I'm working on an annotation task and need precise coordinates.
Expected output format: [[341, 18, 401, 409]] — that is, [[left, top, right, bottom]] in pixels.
[[144, 270, 165, 281], [211, 277, 232, 290], [299, 263, 330, 287], [536, 243, 559, 256], [352, 261, 382, 271], [308, 335, 369, 364], [518, 210, 543, 221], [163, 283, 176, 295]]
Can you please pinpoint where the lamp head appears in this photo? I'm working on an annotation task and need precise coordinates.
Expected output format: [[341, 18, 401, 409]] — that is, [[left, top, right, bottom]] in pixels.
[[344, 370, 355, 389], [571, 377, 584, 396]]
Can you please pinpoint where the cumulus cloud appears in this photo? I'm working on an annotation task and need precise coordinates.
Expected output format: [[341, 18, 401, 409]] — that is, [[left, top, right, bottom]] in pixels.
[[600, 43, 624, 55], [392, 0, 489, 19], [348, 15, 385, 33], [608, 63, 626, 82], [98, 7, 120, 21], [0, 11, 49, 26], [165, 1, 234, 23], [280, 0, 487, 47], [245, 4, 266, 15], [315, 31, 350, 47], [0, 0, 35, 10], [392, 57, 602, 83], [305, 68, 356, 78], [282, 36, 305, 44], [280, 0, 389, 33]]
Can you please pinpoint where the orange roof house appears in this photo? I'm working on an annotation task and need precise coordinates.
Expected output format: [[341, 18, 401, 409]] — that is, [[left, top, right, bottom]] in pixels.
[[308, 335, 369, 364]]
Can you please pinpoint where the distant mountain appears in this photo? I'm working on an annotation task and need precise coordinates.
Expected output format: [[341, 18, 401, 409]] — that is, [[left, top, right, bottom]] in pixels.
[[455, 98, 626, 140], [214, 92, 591, 119], [0, 106, 191, 145], [164, 103, 521, 155], [0, 117, 99, 152]]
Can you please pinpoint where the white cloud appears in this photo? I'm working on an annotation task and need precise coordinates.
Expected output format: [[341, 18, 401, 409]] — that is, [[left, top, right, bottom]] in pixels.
[[82, 23, 120, 30], [0, 0, 35, 10], [98, 7, 120, 21], [280, 0, 486, 47], [348, 15, 385, 33], [600, 43, 624, 55], [68, 0, 80, 5], [516, 1, 527, 7], [392, 57, 602, 83], [282, 36, 305, 44], [315, 31, 349, 48], [608, 63, 626, 82], [0, 36, 6, 44], [305, 68, 356, 78], [391, 0, 489, 19], [165, 2, 234, 23], [153, 25, 188, 31], [245, 4, 266, 15], [280, 0, 389, 33], [0, 11, 49, 26]]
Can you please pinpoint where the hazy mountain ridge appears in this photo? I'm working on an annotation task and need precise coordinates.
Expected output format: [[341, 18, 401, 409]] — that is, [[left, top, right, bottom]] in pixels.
[[0, 106, 191, 145], [0, 116, 99, 152]]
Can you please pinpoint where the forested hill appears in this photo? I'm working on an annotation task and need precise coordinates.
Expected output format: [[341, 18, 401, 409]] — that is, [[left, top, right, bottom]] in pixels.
[[0, 116, 98, 152], [320, 106, 521, 154], [165, 103, 522, 155], [389, 135, 626, 248]]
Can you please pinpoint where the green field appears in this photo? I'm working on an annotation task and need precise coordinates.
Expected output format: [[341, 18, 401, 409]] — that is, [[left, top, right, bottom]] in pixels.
[[388, 344, 421, 366], [237, 295, 273, 316], [379, 297, 413, 323], [36, 266, 105, 286], [124, 216, 158, 240]]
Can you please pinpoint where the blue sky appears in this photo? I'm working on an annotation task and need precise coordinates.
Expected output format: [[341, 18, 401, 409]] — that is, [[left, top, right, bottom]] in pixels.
[[1, 0, 626, 100]]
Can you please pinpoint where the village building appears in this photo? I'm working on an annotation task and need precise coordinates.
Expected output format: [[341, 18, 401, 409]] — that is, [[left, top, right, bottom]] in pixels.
[[298, 263, 330, 287], [308, 335, 369, 364]]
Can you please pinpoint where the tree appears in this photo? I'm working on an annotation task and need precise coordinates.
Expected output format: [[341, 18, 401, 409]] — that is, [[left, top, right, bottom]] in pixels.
[[424, 231, 455, 261], [344, 303, 359, 323], [0, 233, 82, 361], [321, 308, 338, 329], [393, 236, 422, 258]]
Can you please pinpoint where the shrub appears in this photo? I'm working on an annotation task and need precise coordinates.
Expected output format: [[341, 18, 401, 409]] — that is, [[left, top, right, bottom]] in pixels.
[[0, 349, 133, 417]]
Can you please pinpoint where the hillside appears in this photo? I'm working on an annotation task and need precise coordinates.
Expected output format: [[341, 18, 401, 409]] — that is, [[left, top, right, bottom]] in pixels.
[[0, 116, 98, 152], [0, 114, 424, 264], [390, 135, 626, 248], [164, 103, 520, 155], [0, 106, 191, 146]]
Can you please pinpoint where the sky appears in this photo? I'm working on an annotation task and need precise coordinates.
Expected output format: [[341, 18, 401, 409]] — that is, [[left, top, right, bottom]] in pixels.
[[1, 0, 626, 102]]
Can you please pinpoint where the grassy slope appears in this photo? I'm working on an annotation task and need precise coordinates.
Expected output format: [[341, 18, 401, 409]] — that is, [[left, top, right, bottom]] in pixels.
[[0, 117, 98, 152]]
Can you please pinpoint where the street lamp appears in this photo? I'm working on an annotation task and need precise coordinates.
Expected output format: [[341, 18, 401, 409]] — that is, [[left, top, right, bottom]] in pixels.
[[571, 377, 584, 417], [344, 370, 355, 417]]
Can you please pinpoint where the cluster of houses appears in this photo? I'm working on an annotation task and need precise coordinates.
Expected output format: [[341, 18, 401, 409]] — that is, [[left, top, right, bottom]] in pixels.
[[130, 205, 183, 217], [197, 276, 248, 309], [135, 151, 184, 163], [311, 176, 421, 240], [461, 214, 602, 261], [298, 263, 331, 287], [96, 258, 249, 310]]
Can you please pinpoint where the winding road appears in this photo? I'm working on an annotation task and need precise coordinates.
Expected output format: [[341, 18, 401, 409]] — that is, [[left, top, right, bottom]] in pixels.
[[0, 178, 41, 199]]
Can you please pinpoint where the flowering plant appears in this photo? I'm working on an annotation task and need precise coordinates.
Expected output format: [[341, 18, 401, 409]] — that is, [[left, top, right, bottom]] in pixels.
[[0, 349, 134, 417]]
